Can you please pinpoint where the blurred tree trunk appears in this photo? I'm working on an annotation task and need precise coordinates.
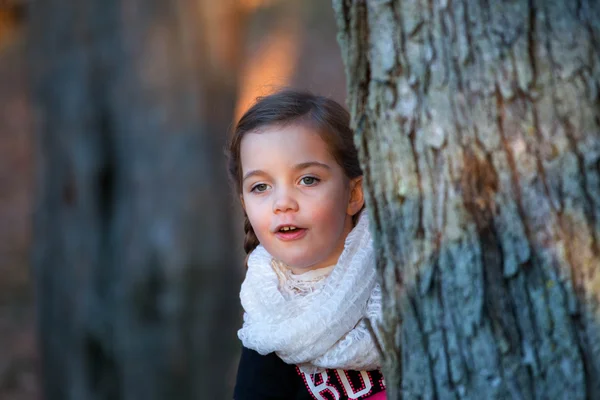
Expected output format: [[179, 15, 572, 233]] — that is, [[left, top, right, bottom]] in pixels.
[[334, 1, 600, 399], [29, 1, 245, 399]]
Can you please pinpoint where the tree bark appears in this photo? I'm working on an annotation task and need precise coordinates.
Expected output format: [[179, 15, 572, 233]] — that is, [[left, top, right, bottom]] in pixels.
[[333, 0, 600, 399], [29, 1, 243, 399]]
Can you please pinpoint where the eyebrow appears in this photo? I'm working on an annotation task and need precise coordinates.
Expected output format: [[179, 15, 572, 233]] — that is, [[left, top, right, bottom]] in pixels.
[[242, 161, 331, 182]]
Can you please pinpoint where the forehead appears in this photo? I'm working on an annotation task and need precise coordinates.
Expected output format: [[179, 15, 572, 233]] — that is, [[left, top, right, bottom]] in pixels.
[[240, 124, 336, 171]]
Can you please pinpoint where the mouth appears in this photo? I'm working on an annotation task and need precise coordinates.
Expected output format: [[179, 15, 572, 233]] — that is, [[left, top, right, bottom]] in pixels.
[[274, 225, 307, 241]]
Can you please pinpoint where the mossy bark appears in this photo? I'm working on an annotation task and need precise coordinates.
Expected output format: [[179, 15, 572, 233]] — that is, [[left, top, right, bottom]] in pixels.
[[334, 1, 600, 398]]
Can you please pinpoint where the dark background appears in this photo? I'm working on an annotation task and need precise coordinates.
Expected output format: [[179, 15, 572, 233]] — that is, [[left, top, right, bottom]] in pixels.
[[0, 1, 346, 398]]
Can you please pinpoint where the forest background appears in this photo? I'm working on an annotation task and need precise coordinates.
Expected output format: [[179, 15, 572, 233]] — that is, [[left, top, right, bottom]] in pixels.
[[0, 1, 344, 398]]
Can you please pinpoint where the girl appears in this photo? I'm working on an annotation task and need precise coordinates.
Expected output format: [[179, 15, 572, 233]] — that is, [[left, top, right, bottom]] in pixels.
[[228, 90, 385, 400]]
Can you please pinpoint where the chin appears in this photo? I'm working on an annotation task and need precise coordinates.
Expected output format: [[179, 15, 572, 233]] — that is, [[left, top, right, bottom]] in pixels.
[[278, 255, 316, 270], [280, 258, 310, 270]]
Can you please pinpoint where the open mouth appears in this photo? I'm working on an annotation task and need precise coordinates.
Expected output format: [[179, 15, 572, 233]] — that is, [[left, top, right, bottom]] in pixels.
[[275, 225, 307, 240]]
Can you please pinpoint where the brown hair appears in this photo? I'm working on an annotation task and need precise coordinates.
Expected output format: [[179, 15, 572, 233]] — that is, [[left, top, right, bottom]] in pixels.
[[226, 89, 363, 265]]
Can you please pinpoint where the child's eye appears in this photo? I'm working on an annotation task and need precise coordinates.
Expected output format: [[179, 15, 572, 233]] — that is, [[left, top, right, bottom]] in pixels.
[[250, 183, 270, 193], [300, 176, 320, 186]]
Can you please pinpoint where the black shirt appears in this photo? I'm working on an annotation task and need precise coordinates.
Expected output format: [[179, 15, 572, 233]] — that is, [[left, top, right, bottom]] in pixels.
[[234, 347, 385, 400]]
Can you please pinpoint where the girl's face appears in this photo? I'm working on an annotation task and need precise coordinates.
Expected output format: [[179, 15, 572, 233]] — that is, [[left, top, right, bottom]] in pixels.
[[240, 123, 364, 274]]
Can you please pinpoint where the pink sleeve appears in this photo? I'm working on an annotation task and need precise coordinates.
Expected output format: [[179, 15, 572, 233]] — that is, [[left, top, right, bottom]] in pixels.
[[365, 390, 386, 400]]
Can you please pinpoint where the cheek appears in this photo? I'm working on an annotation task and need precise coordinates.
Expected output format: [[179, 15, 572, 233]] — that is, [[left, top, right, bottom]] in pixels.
[[309, 194, 349, 229], [244, 201, 270, 235]]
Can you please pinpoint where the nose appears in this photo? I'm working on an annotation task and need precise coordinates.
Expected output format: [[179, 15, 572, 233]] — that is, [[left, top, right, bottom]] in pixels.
[[273, 187, 299, 213]]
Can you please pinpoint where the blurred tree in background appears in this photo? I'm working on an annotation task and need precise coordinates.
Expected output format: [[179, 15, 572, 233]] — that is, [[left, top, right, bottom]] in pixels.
[[334, 1, 600, 399], [0, 0, 345, 399], [29, 0, 242, 399]]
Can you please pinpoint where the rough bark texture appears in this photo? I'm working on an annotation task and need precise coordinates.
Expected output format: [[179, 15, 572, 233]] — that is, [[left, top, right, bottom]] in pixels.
[[29, 1, 242, 399], [333, 0, 600, 399]]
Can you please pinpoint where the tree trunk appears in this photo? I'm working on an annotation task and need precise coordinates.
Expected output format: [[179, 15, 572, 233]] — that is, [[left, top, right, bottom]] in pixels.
[[29, 1, 243, 399], [333, 1, 600, 399]]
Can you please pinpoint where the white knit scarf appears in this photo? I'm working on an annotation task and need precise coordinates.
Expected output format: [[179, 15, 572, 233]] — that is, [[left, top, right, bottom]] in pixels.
[[238, 213, 382, 373]]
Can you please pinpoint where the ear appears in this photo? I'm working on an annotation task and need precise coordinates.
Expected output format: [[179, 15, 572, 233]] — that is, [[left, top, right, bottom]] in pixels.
[[240, 194, 246, 211], [347, 176, 365, 216]]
